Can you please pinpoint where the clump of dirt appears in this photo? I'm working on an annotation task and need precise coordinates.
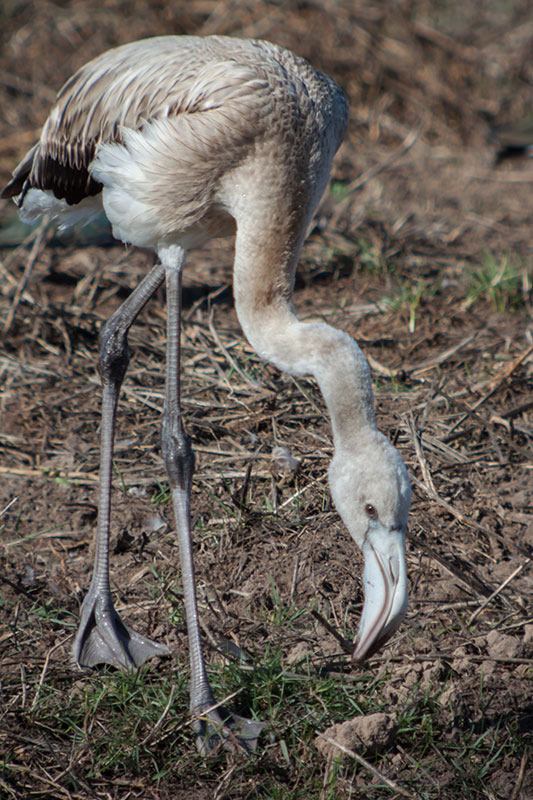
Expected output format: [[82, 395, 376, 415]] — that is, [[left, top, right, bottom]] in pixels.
[[486, 629, 525, 659], [316, 713, 398, 759]]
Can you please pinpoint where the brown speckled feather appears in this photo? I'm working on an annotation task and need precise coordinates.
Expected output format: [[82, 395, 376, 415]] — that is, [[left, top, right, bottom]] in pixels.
[[2, 36, 343, 208]]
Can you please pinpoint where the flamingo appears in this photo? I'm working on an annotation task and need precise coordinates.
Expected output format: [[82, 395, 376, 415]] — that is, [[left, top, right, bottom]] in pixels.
[[2, 35, 411, 753]]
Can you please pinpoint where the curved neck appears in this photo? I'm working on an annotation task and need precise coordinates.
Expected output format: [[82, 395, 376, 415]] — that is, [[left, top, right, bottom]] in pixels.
[[276, 318, 378, 449], [307, 321, 377, 447], [236, 294, 377, 451], [232, 218, 378, 453]]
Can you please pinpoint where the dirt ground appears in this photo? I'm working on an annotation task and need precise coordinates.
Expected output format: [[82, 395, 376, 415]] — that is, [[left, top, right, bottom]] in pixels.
[[0, 1, 532, 799]]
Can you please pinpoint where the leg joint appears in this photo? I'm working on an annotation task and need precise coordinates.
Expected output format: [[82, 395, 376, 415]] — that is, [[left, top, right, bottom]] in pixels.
[[98, 317, 130, 386], [161, 411, 195, 491]]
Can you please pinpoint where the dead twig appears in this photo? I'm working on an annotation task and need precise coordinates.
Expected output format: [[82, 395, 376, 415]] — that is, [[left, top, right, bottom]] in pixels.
[[2, 217, 48, 334], [409, 531, 497, 600], [0, 496, 18, 518], [208, 307, 262, 390], [30, 639, 69, 713], [468, 559, 532, 624], [315, 732, 421, 800], [0, 465, 99, 485], [407, 410, 437, 495], [347, 127, 420, 195], [310, 608, 352, 653], [509, 750, 528, 800], [367, 332, 478, 378], [445, 343, 533, 439], [138, 686, 176, 747], [411, 474, 532, 559]]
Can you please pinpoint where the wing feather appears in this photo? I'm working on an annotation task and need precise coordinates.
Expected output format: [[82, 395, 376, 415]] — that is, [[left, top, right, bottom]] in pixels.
[[1, 36, 315, 206]]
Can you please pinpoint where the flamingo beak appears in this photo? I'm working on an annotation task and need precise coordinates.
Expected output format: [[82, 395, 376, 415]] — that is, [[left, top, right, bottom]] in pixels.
[[352, 526, 408, 661]]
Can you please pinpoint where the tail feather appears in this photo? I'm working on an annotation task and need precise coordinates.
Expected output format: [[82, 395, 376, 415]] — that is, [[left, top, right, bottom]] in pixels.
[[1, 144, 39, 201]]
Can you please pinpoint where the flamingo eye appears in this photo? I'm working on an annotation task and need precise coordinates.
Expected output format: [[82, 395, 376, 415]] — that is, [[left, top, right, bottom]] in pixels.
[[365, 503, 378, 519]]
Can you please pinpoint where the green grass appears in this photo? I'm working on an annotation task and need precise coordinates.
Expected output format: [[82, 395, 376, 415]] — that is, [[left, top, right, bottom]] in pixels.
[[2, 562, 529, 800], [151, 480, 171, 505], [383, 277, 434, 333], [465, 251, 528, 313], [356, 237, 392, 276], [30, 666, 190, 780], [27, 597, 77, 627], [329, 180, 350, 203], [10, 644, 525, 798]]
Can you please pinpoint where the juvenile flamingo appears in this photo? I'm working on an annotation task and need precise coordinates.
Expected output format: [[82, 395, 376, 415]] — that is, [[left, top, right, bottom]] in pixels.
[[2, 35, 411, 752]]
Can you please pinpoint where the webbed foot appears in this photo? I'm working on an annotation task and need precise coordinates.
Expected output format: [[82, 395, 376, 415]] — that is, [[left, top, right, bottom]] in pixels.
[[193, 704, 266, 755], [72, 592, 171, 669]]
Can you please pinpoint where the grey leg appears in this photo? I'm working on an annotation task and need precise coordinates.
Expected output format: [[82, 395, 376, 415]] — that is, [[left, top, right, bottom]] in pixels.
[[72, 263, 171, 669], [162, 252, 265, 753]]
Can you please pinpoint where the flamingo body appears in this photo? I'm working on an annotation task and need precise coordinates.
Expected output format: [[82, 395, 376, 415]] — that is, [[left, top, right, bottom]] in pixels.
[[2, 35, 410, 753]]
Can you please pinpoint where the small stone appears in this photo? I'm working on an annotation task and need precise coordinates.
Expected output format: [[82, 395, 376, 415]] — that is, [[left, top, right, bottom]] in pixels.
[[451, 658, 470, 673], [486, 630, 522, 659], [420, 661, 443, 690], [286, 641, 314, 665], [403, 665, 422, 687], [439, 685, 456, 707], [413, 636, 433, 653], [271, 445, 300, 474], [144, 512, 166, 532], [22, 565, 36, 586], [523, 624, 533, 645], [480, 659, 495, 677]]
